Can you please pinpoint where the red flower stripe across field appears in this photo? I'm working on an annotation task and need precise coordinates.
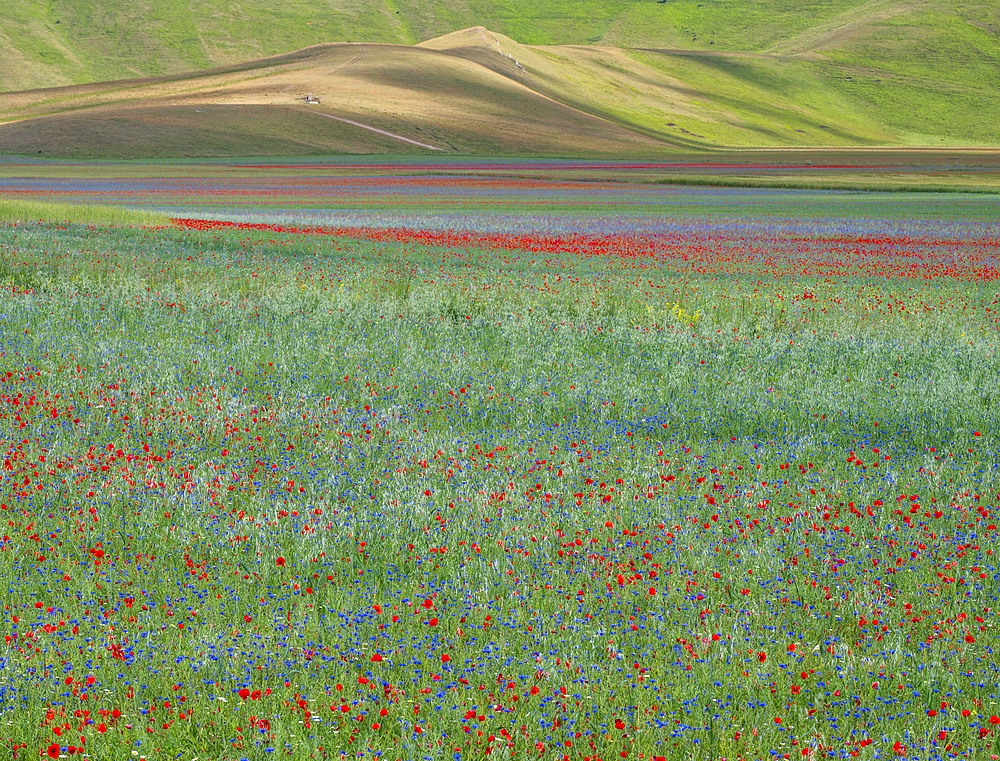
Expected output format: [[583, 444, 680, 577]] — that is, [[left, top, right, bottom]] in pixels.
[[173, 218, 1000, 283]]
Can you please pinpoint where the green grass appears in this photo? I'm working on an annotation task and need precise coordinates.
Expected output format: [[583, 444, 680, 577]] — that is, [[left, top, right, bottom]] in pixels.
[[0, 199, 170, 226], [622, 51, 891, 147], [646, 174, 1000, 194]]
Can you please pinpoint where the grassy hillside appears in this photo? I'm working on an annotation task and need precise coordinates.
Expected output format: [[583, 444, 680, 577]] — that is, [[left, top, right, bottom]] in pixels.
[[0, 0, 853, 90], [0, 0, 997, 155], [2, 0, 998, 90], [0, 31, 909, 159]]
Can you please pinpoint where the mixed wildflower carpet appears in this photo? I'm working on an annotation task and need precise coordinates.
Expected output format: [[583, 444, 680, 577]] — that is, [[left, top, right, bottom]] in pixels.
[[1, 200, 999, 760]]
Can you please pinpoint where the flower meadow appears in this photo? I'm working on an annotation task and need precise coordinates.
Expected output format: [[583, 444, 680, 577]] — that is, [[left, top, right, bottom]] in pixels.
[[1, 207, 1000, 761]]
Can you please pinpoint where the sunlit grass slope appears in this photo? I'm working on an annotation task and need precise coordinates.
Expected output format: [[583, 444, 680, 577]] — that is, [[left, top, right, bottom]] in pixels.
[[421, 29, 891, 149], [0, 31, 911, 159], [5, 0, 997, 91], [0, 1, 996, 152]]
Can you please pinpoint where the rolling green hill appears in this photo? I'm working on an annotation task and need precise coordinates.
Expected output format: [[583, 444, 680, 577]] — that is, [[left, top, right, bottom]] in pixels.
[[3, 0, 998, 90], [0, 0, 997, 155]]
